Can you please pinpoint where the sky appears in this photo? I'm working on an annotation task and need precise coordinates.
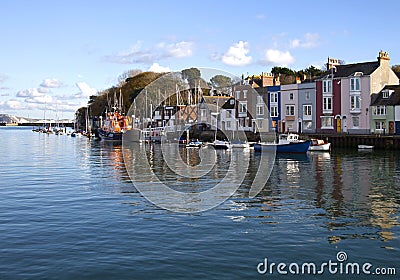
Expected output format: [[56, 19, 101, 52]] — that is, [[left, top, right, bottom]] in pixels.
[[1, 0, 400, 119]]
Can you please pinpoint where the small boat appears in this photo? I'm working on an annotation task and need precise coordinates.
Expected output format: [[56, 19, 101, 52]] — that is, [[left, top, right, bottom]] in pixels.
[[210, 140, 232, 150], [186, 139, 203, 148], [358, 144, 374, 150], [254, 133, 311, 153], [309, 139, 331, 151], [231, 140, 250, 149]]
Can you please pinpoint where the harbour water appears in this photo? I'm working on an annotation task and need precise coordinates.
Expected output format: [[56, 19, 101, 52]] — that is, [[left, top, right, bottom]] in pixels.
[[0, 127, 399, 279]]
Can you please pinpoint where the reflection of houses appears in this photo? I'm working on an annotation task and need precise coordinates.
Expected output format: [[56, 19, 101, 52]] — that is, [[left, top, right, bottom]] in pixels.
[[316, 51, 399, 134], [370, 85, 400, 134]]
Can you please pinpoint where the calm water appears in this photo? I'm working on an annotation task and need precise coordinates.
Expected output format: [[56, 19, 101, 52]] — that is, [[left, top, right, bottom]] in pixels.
[[0, 127, 399, 279]]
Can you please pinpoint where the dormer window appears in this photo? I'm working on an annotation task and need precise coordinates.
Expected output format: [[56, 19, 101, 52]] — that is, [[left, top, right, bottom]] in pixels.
[[382, 90, 393, 99]]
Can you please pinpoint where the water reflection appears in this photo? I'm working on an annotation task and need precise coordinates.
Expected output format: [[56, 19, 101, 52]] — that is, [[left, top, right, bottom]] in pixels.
[[98, 141, 399, 246]]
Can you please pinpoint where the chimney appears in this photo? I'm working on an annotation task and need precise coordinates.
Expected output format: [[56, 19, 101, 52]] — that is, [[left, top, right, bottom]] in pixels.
[[378, 50, 390, 66], [262, 72, 274, 87], [327, 57, 340, 70], [274, 74, 280, 86]]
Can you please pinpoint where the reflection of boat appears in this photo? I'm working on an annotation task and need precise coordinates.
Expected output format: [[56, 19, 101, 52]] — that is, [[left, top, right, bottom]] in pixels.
[[309, 138, 331, 151], [254, 133, 311, 153], [358, 145, 374, 150]]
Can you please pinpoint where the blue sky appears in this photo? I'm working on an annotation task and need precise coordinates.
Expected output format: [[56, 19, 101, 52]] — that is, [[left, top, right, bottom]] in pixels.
[[1, 0, 399, 119]]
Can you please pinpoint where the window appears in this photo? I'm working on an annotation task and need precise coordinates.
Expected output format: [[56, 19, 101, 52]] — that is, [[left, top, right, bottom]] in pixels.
[[270, 92, 278, 103], [305, 92, 310, 100], [257, 95, 263, 104], [239, 102, 247, 114], [289, 93, 294, 100], [286, 105, 295, 116], [350, 78, 360, 91], [323, 97, 332, 112], [321, 116, 334, 128], [350, 95, 361, 111], [270, 106, 278, 117], [382, 90, 393, 99], [303, 121, 312, 129], [256, 105, 264, 115], [226, 121, 231, 128], [201, 109, 207, 120], [235, 91, 240, 99], [352, 116, 359, 127], [257, 119, 263, 129], [375, 121, 385, 131], [230, 99, 235, 105], [303, 105, 312, 118], [323, 80, 332, 93], [373, 106, 386, 115], [243, 90, 248, 99]]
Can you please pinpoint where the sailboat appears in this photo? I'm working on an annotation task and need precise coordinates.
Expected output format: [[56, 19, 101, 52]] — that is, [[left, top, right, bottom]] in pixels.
[[210, 97, 232, 150]]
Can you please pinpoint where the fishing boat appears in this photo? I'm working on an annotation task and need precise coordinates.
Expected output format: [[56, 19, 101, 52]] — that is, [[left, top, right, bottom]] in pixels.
[[231, 139, 250, 148], [97, 111, 130, 141], [97, 90, 131, 141], [309, 138, 331, 151], [254, 133, 311, 153]]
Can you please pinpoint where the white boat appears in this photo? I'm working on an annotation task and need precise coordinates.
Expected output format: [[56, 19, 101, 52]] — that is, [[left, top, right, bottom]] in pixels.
[[186, 139, 203, 148], [309, 139, 331, 151], [210, 140, 232, 150], [358, 144, 374, 150], [231, 140, 250, 148]]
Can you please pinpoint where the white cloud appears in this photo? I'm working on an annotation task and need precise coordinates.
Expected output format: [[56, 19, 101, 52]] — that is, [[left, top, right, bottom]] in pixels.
[[289, 33, 319, 49], [40, 78, 63, 88], [74, 82, 97, 99], [0, 100, 24, 110], [25, 94, 53, 104], [165, 41, 193, 58], [261, 49, 295, 66], [105, 40, 194, 65], [256, 14, 266, 20], [148, 63, 171, 73], [16, 88, 43, 98], [221, 41, 252, 66]]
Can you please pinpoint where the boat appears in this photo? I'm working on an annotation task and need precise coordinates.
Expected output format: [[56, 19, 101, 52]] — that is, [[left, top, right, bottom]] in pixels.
[[254, 133, 311, 153], [97, 90, 131, 142], [358, 144, 374, 150], [210, 139, 232, 150], [186, 139, 203, 148], [231, 139, 250, 148], [309, 138, 331, 151]]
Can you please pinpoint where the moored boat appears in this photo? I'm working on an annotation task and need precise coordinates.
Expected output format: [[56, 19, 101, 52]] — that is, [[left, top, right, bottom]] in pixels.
[[358, 144, 374, 150], [210, 140, 232, 150], [254, 133, 311, 153], [309, 138, 331, 151]]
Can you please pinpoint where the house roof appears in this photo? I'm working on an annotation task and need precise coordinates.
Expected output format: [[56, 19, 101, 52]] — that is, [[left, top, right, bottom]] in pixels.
[[370, 84, 400, 106], [319, 61, 380, 79]]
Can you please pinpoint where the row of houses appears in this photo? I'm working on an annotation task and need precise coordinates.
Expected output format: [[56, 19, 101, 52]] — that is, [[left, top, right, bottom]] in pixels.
[[148, 51, 400, 136]]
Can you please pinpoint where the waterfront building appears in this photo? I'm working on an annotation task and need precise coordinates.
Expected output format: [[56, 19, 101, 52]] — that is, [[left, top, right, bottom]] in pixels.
[[267, 85, 281, 132], [316, 51, 399, 134], [370, 85, 400, 134], [298, 82, 317, 133], [280, 83, 299, 133]]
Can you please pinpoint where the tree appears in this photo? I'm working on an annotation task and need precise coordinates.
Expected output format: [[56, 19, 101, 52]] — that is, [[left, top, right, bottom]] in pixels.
[[210, 75, 233, 96], [392, 65, 400, 78], [182, 68, 201, 88]]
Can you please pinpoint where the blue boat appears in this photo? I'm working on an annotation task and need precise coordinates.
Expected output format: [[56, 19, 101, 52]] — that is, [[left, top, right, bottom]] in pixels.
[[254, 133, 311, 154]]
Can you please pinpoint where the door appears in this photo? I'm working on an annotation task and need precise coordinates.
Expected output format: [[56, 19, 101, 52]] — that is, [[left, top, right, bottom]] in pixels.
[[389, 121, 395, 134], [336, 118, 341, 133], [298, 120, 302, 134]]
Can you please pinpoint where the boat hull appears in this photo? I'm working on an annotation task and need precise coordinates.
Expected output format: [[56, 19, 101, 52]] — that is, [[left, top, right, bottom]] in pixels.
[[309, 143, 331, 151], [97, 129, 123, 141], [254, 140, 311, 153]]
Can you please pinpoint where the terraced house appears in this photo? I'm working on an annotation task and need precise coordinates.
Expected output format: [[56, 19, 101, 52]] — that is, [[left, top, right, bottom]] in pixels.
[[315, 51, 399, 134], [370, 85, 400, 134]]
